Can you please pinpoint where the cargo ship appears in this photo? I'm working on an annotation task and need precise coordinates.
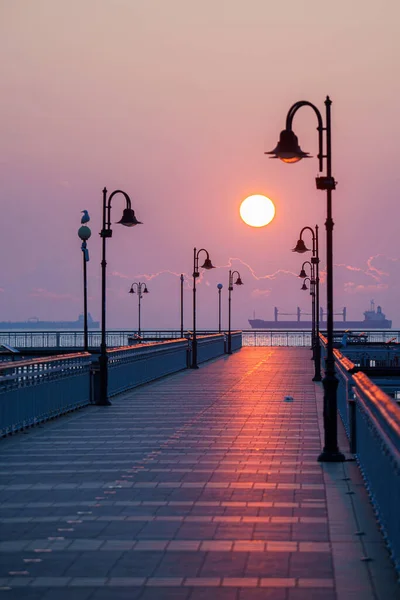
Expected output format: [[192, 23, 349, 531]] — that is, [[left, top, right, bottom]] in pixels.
[[248, 301, 392, 330], [0, 314, 99, 330]]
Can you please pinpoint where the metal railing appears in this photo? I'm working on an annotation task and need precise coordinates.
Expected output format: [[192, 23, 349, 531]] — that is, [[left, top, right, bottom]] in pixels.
[[320, 336, 400, 574], [106, 339, 189, 397], [0, 352, 92, 437]]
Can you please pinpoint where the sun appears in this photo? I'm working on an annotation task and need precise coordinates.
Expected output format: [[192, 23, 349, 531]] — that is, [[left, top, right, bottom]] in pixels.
[[240, 194, 276, 228]]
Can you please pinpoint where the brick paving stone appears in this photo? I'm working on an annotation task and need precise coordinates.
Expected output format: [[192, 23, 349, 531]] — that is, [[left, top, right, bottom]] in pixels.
[[0, 348, 398, 599]]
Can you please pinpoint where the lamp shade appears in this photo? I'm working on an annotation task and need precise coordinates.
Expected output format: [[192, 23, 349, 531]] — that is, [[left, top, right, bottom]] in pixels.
[[201, 258, 215, 270], [299, 268, 307, 279], [292, 239, 310, 253], [265, 130, 310, 163], [217, 283, 223, 290], [78, 225, 91, 241], [143, 286, 149, 294], [301, 282, 308, 291], [117, 208, 142, 227], [129, 287, 135, 294], [235, 276, 243, 286]]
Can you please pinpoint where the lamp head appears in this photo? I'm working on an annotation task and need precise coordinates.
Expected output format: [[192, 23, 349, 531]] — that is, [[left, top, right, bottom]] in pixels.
[[117, 208, 142, 227], [143, 286, 149, 294], [292, 239, 310, 253], [217, 283, 223, 290], [201, 257, 215, 270], [265, 129, 310, 163], [299, 268, 307, 279], [235, 276, 243, 286], [78, 225, 91, 241], [301, 281, 308, 291], [129, 286, 135, 294]]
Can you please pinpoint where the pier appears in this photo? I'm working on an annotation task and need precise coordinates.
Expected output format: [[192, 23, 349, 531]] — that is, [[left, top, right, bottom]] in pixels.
[[0, 346, 399, 599]]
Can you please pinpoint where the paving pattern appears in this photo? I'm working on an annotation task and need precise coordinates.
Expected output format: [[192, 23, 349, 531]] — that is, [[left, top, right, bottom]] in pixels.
[[0, 347, 398, 599]]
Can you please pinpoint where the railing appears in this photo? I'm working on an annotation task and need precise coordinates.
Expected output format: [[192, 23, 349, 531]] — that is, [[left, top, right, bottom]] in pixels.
[[1, 328, 400, 351], [197, 334, 225, 363], [229, 331, 243, 352], [0, 353, 92, 437], [243, 330, 313, 347], [352, 373, 400, 574], [321, 336, 400, 574], [106, 339, 189, 397]]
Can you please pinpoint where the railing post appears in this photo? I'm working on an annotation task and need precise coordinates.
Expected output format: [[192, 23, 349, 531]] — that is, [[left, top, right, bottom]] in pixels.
[[348, 395, 357, 454]]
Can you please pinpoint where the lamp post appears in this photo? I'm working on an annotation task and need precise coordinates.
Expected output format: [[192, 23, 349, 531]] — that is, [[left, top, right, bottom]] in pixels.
[[267, 97, 344, 462], [78, 219, 91, 352], [299, 263, 316, 350], [300, 274, 316, 364], [227, 270, 243, 354], [293, 225, 321, 381], [129, 282, 149, 337], [192, 248, 215, 369], [180, 274, 184, 338], [217, 284, 223, 332], [99, 188, 142, 406]]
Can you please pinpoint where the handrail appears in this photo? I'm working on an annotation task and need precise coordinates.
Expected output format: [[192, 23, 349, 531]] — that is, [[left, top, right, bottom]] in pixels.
[[0, 352, 91, 372], [333, 348, 357, 372], [353, 371, 400, 449]]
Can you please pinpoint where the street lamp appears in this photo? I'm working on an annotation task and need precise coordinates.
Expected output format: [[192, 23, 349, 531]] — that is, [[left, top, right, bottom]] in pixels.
[[180, 274, 184, 338], [267, 96, 344, 462], [227, 270, 243, 354], [192, 248, 215, 369], [129, 282, 149, 337], [99, 188, 142, 406], [217, 284, 223, 332], [293, 225, 321, 380], [78, 217, 91, 352]]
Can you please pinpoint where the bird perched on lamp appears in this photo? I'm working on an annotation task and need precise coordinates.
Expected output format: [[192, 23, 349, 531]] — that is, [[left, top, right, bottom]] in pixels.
[[81, 210, 90, 224]]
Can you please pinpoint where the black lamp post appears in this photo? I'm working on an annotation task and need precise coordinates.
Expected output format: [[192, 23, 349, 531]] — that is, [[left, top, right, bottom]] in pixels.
[[299, 262, 316, 350], [78, 220, 91, 352], [129, 282, 149, 337], [267, 97, 344, 462], [192, 248, 215, 369], [293, 225, 321, 381], [217, 283, 223, 333], [99, 188, 142, 406], [227, 270, 243, 354], [180, 274, 184, 338]]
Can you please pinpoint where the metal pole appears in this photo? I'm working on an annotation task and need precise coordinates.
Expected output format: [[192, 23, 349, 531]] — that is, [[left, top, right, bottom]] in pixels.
[[228, 271, 232, 354], [313, 225, 322, 381], [83, 245, 88, 352], [218, 288, 222, 333], [319, 97, 344, 461], [138, 287, 142, 337], [99, 187, 111, 406], [180, 274, 184, 338], [191, 248, 198, 368]]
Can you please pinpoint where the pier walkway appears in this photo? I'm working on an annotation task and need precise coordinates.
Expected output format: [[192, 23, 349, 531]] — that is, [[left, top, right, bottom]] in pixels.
[[0, 348, 398, 599]]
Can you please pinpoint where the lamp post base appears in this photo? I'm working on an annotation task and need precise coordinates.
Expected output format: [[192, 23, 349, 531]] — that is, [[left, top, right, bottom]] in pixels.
[[317, 450, 346, 462], [96, 399, 112, 406], [191, 364, 199, 370]]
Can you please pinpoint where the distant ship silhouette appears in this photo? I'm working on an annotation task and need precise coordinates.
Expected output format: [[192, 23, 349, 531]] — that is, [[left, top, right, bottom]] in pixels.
[[248, 301, 392, 329], [0, 314, 99, 330]]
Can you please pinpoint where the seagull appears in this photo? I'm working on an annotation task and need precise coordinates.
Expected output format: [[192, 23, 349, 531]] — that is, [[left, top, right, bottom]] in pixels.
[[81, 210, 90, 224]]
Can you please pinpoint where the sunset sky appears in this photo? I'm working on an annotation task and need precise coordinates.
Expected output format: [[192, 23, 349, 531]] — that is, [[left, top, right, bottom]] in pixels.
[[1, 0, 400, 329]]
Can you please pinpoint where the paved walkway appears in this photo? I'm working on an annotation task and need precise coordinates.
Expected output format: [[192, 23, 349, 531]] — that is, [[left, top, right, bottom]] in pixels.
[[0, 348, 398, 599]]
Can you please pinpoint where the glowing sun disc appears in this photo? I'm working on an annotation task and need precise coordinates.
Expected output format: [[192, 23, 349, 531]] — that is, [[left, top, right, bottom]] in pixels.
[[240, 195, 275, 228]]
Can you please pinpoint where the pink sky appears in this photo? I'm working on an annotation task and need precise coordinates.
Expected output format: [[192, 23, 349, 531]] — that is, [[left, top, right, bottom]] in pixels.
[[1, 0, 400, 329]]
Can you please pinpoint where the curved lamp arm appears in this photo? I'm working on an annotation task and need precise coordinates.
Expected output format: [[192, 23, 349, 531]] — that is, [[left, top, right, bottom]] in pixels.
[[286, 101, 324, 172]]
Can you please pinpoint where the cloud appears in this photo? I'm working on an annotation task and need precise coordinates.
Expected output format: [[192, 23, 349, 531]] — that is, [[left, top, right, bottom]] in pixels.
[[251, 288, 271, 297], [344, 282, 389, 295], [29, 288, 79, 302]]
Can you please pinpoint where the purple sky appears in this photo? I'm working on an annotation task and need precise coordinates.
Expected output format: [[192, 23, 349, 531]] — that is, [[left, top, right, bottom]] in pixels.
[[1, 0, 400, 329]]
